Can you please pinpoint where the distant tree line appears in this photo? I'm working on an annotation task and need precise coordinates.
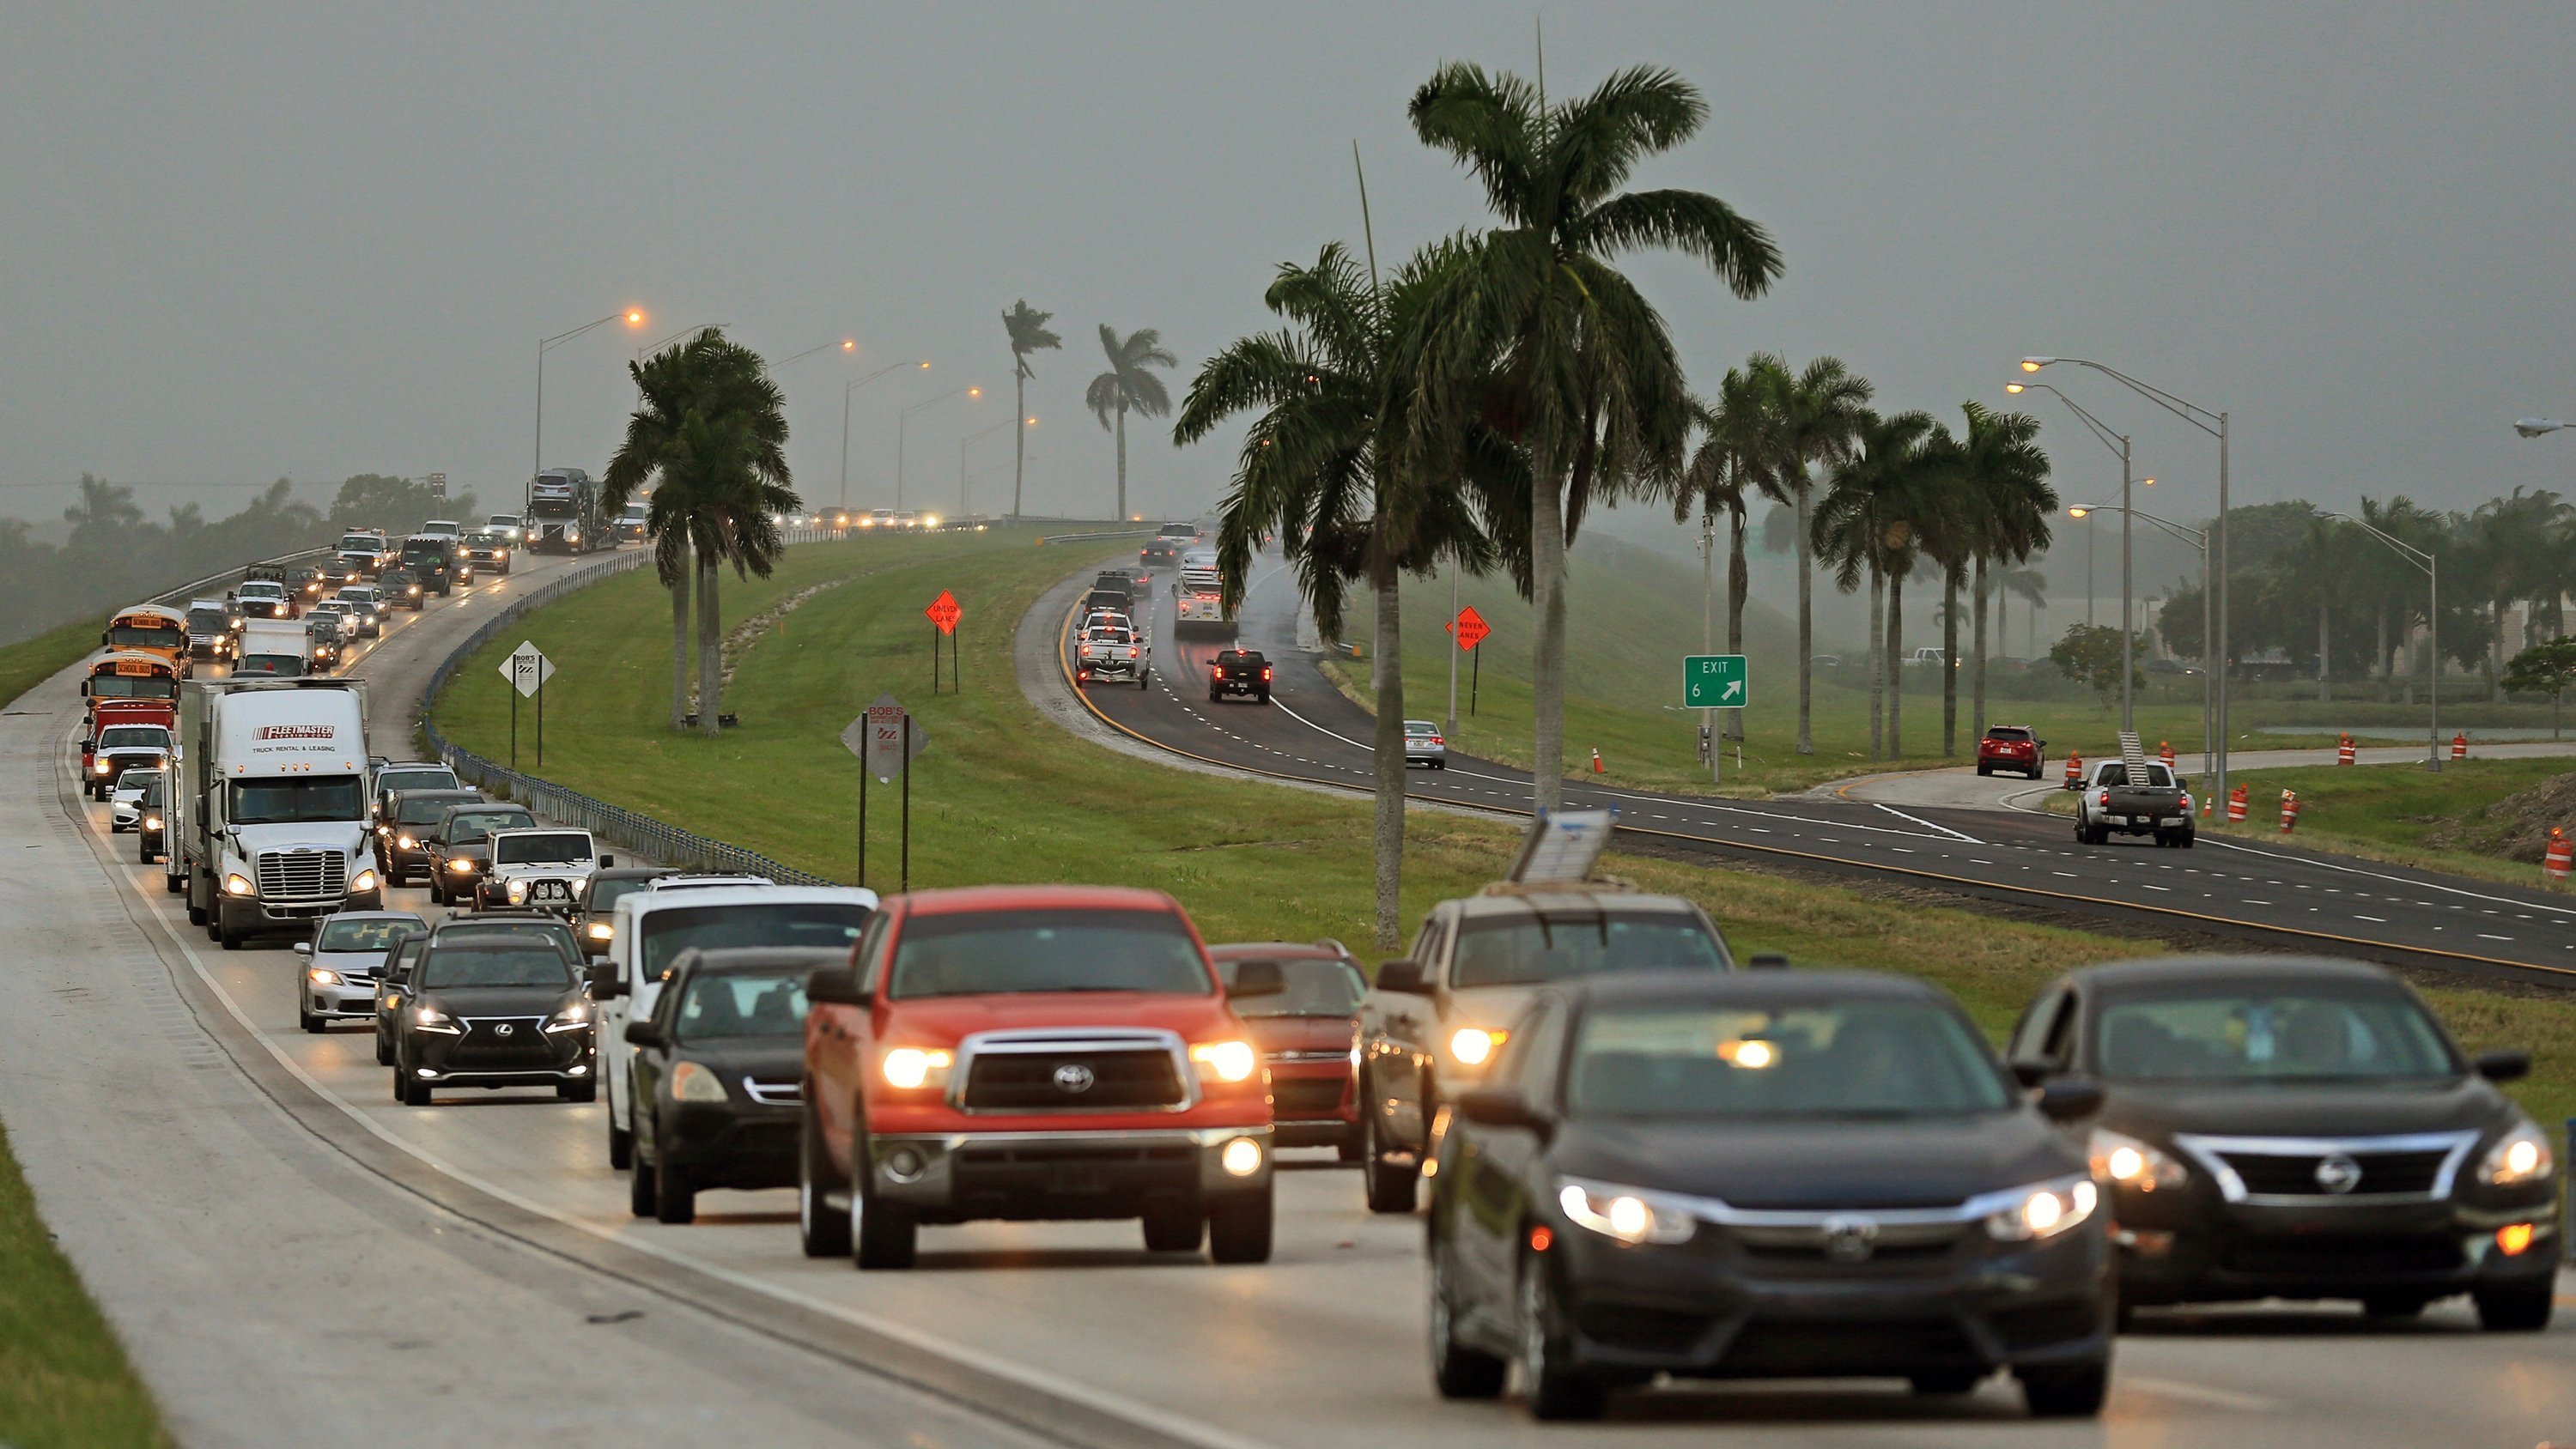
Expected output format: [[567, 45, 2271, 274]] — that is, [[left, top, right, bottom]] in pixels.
[[0, 472, 474, 644]]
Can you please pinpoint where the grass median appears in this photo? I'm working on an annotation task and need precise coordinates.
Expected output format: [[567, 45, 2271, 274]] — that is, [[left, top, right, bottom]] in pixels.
[[430, 531, 2576, 1129], [2196, 757, 2576, 888], [0, 616, 111, 712], [0, 1121, 167, 1448]]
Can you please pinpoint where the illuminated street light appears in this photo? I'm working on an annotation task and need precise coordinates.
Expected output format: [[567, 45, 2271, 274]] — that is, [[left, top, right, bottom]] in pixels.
[[2010, 379, 2142, 730], [534, 306, 649, 512], [2070, 502, 2212, 775], [2515, 418, 2568, 439]]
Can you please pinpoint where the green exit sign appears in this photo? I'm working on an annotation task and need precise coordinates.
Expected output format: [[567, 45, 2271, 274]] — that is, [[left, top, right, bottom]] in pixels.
[[1684, 654, 1748, 708]]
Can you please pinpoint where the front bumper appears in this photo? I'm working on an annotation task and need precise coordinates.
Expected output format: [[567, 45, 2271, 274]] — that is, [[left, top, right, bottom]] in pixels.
[[407, 1022, 595, 1086], [1267, 1060, 1358, 1146], [2109, 1186, 2561, 1306], [656, 1100, 801, 1188], [306, 973, 383, 1016], [221, 889, 382, 931], [1544, 1220, 2111, 1380], [866, 1125, 1274, 1223]]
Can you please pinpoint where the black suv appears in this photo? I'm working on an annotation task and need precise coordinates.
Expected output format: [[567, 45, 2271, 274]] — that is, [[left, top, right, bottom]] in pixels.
[[398, 536, 466, 597], [381, 564, 426, 609], [389, 934, 593, 1106], [1208, 649, 1272, 704], [423, 801, 538, 906], [379, 787, 480, 885]]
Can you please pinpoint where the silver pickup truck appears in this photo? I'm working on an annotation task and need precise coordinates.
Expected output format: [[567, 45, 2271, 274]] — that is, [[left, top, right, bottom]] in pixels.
[[1352, 885, 1735, 1212], [1076, 620, 1149, 688], [2074, 759, 2196, 847]]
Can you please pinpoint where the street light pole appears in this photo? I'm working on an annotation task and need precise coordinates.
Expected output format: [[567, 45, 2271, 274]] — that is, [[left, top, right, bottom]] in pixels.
[[2323, 510, 2440, 772], [2008, 380, 2137, 728], [841, 361, 931, 512], [2075, 503, 2211, 775], [535, 308, 646, 513]]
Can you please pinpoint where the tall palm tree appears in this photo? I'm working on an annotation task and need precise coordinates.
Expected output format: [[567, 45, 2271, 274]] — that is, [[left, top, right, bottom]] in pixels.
[[1176, 241, 1501, 947], [1002, 300, 1062, 520], [1087, 326, 1177, 522], [1675, 367, 1785, 741], [1813, 409, 1939, 760], [1408, 62, 1783, 809], [1745, 355, 1874, 755], [1949, 402, 2054, 742], [602, 330, 799, 735], [2000, 565, 2049, 658]]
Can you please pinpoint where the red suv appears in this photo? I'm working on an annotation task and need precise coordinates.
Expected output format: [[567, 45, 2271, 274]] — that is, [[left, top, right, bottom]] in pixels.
[[1209, 941, 1364, 1158], [1976, 724, 2047, 779], [799, 885, 1278, 1268]]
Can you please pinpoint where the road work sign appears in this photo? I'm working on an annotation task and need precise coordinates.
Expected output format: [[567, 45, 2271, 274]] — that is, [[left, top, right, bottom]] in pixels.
[[1682, 654, 1747, 708], [925, 591, 962, 636], [502, 641, 555, 698], [842, 693, 930, 783], [1448, 607, 1490, 652]]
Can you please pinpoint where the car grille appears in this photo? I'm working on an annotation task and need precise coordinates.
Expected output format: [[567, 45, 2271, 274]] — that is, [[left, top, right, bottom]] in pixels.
[[1271, 1076, 1348, 1116], [2216, 1149, 2451, 1197], [2224, 1234, 2462, 1276], [958, 1044, 1186, 1112], [1572, 1301, 1715, 1355], [257, 849, 347, 904], [450, 1016, 553, 1067], [742, 1078, 801, 1106]]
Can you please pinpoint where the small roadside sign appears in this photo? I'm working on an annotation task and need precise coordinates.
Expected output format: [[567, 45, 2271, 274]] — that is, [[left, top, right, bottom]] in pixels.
[[925, 591, 962, 636], [842, 693, 930, 783], [1505, 808, 1618, 886], [503, 641, 554, 698], [1448, 606, 1491, 652], [1683, 654, 1747, 708]]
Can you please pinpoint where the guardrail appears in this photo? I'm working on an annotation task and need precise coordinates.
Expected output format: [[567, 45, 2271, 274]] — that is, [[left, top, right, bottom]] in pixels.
[[419, 537, 840, 887], [1038, 529, 1156, 545], [149, 544, 339, 609]]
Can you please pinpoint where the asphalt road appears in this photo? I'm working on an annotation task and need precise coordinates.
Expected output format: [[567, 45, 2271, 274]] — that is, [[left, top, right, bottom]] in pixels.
[[1056, 557, 2576, 991], [1841, 740, 2576, 814], [7, 539, 2571, 1448]]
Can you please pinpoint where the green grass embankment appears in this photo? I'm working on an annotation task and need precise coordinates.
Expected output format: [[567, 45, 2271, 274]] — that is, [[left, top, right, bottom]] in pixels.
[[2195, 757, 2576, 887], [430, 530, 2576, 1130], [0, 1122, 167, 1448], [0, 616, 107, 711]]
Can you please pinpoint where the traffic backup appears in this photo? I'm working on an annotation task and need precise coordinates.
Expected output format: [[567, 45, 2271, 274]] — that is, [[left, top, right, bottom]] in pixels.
[[171, 677, 381, 949]]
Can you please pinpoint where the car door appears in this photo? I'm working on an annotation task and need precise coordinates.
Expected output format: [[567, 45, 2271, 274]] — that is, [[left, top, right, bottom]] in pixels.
[[1376, 907, 1451, 1145], [602, 898, 647, 1134], [629, 965, 680, 1156], [1453, 998, 1567, 1330], [812, 910, 894, 1163], [376, 937, 426, 1052]]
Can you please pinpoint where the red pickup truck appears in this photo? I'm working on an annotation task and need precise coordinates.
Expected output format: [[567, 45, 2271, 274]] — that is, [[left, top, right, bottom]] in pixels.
[[1975, 724, 2048, 779], [799, 884, 1278, 1268]]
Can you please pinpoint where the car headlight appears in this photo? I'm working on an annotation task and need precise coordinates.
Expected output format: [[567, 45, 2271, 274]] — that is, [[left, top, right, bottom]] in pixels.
[[1978, 1173, 2099, 1241], [223, 872, 254, 896], [1556, 1178, 1698, 1246], [1447, 1026, 1508, 1068], [506, 879, 529, 904], [350, 869, 378, 894], [396, 834, 416, 849], [2089, 1128, 2189, 1191], [144, 815, 162, 830], [879, 1046, 953, 1091], [93, 761, 112, 774], [411, 1005, 460, 1033], [409, 585, 421, 595], [447, 858, 476, 873], [2481, 1122, 2555, 1187], [307, 968, 344, 987], [586, 921, 614, 942], [1189, 1039, 1259, 1084], [670, 1060, 729, 1101], [544, 1001, 591, 1034]]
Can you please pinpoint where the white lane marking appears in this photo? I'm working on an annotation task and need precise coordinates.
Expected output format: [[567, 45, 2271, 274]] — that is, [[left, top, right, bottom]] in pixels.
[[2121, 1375, 2284, 1413], [2244, 899, 2272, 906], [1872, 803, 1981, 844], [2207, 837, 2569, 915], [2354, 915, 2387, 923], [2479, 933, 2514, 942]]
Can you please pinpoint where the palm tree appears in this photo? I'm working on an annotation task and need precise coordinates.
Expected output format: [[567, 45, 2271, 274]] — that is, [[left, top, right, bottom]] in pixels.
[[1675, 367, 1785, 741], [1813, 410, 1939, 760], [1087, 326, 1177, 522], [1949, 402, 2054, 743], [1176, 242, 1501, 948], [1408, 62, 1783, 809], [1002, 300, 1062, 520], [1745, 355, 1874, 755], [2000, 565, 2049, 658], [602, 330, 799, 735]]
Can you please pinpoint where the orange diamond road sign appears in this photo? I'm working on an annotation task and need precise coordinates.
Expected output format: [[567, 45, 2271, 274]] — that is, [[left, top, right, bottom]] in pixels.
[[1448, 606, 1490, 652], [925, 590, 961, 635]]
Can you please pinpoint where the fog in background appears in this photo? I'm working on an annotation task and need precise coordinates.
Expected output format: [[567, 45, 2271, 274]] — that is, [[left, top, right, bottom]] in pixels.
[[7, 3, 2571, 588]]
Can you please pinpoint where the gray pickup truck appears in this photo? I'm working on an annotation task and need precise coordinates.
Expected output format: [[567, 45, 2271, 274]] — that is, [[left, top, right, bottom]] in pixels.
[[2073, 759, 2196, 847]]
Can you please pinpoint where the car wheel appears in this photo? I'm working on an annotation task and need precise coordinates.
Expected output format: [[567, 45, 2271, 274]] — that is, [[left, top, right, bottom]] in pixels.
[[1142, 1203, 1203, 1253], [629, 1156, 659, 1219], [1909, 1368, 1984, 1396], [1337, 1126, 1364, 1163], [2018, 1359, 2109, 1417], [1428, 1225, 1507, 1399], [375, 1028, 392, 1066], [1208, 693, 1222, 706], [1206, 1185, 1273, 1264], [799, 1107, 851, 1258], [1976, 765, 1990, 777], [186, 901, 207, 925], [557, 1080, 596, 1103], [298, 997, 320, 1034], [1518, 1252, 1607, 1421], [399, 1071, 432, 1107], [654, 1163, 696, 1225], [607, 1109, 633, 1169], [164, 869, 185, 896], [2178, 833, 2196, 849], [1258, 690, 1272, 705], [1361, 1079, 1418, 1215], [852, 1188, 917, 1270], [2474, 1284, 2554, 1332]]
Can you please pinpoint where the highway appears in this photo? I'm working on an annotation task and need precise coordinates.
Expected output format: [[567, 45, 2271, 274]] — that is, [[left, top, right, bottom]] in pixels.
[[1054, 557, 2576, 991], [3, 540, 2568, 1447]]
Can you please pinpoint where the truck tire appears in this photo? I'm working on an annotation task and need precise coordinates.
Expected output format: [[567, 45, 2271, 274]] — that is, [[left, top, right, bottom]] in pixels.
[[219, 918, 242, 950], [1429, 1234, 1507, 1398], [1142, 1203, 1203, 1253], [164, 866, 185, 895], [853, 1191, 916, 1270], [1519, 1253, 1607, 1421], [556, 1079, 596, 1103], [1206, 1185, 1273, 1264], [798, 1108, 851, 1258], [629, 1157, 659, 1219]]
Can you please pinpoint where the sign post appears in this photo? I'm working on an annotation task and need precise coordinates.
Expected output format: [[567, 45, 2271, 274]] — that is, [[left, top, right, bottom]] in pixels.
[[501, 641, 554, 773], [1445, 606, 1490, 735], [841, 693, 929, 890], [1681, 654, 1747, 785], [926, 590, 962, 693]]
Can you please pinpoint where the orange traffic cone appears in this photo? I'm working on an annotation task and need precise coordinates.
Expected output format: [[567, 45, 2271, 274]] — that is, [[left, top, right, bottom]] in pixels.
[[2337, 732, 2356, 766], [2201, 792, 2213, 818], [2227, 784, 2249, 823], [2547, 828, 2573, 883], [2159, 740, 2176, 769], [2452, 731, 2470, 761], [1590, 748, 1604, 774], [2063, 752, 2083, 791], [2280, 789, 2300, 834]]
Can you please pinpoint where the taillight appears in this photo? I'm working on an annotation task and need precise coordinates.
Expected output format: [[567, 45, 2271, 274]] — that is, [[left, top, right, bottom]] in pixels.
[[1127, 647, 1137, 658], [1262, 667, 1273, 680], [1431, 736, 1444, 746], [2099, 790, 2111, 807]]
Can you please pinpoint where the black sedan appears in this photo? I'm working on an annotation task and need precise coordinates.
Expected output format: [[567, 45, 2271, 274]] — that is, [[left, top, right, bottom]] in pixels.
[[423, 802, 537, 906], [378, 788, 481, 886], [389, 937, 595, 1105], [2010, 955, 2560, 1331], [611, 946, 834, 1223], [574, 865, 677, 955], [1430, 971, 2111, 1422]]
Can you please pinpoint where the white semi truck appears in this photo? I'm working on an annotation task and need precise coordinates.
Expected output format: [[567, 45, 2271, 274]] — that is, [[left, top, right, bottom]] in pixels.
[[234, 617, 313, 677], [172, 677, 382, 949]]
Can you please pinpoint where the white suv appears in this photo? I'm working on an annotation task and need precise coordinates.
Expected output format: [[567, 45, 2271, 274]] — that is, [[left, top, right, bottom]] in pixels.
[[482, 828, 606, 912]]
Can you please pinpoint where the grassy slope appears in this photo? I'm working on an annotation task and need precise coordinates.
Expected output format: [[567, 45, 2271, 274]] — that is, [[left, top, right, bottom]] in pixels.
[[2193, 757, 2576, 886], [0, 625, 169, 1446], [433, 532, 2576, 1131]]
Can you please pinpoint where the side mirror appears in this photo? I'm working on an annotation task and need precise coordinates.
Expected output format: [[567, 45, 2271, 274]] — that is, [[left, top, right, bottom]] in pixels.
[[623, 1021, 664, 1048], [805, 967, 866, 1007], [586, 961, 625, 997], [1746, 952, 1789, 970], [2036, 1078, 2105, 1123], [1455, 1088, 1551, 1137], [2038, 739, 2048, 749], [292, 942, 312, 957], [598, 854, 617, 869], [1228, 960, 1285, 999], [1374, 959, 1432, 995], [2474, 1048, 2530, 1084], [2009, 1059, 2054, 1089]]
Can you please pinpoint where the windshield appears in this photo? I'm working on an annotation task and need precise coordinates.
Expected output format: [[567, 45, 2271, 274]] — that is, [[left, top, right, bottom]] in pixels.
[[113, 769, 161, 795], [494, 833, 593, 865], [889, 908, 1210, 999], [337, 589, 374, 604], [445, 809, 533, 842], [1567, 1002, 2013, 1119], [586, 876, 653, 912], [228, 775, 364, 824], [87, 675, 176, 699], [339, 535, 379, 551], [1986, 728, 2032, 743], [237, 585, 284, 601], [318, 916, 425, 953], [436, 921, 576, 955], [401, 543, 447, 564], [98, 727, 169, 749], [235, 654, 305, 677], [673, 971, 810, 1040], [487, 517, 516, 527], [378, 769, 456, 797], [2094, 989, 2458, 1082], [640, 902, 873, 979], [108, 624, 184, 648], [393, 795, 471, 825], [1450, 912, 1727, 988], [1217, 956, 1364, 1017], [417, 945, 572, 990], [141, 777, 166, 807], [528, 499, 579, 518], [188, 609, 228, 631]]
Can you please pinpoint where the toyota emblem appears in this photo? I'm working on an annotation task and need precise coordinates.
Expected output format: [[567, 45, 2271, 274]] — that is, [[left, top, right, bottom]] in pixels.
[[2314, 1152, 2362, 1195], [1052, 1064, 1097, 1094], [495, 1022, 514, 1037], [1819, 1214, 1880, 1264]]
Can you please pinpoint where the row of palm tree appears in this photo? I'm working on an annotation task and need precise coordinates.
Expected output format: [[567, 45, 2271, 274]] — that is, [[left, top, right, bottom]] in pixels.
[[999, 301, 1181, 522]]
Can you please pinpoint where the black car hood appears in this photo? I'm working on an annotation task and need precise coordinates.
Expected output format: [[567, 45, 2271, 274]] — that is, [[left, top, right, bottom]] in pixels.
[[416, 986, 579, 1017], [2101, 1076, 2506, 1141], [665, 1036, 805, 1082], [1553, 1113, 2079, 1210]]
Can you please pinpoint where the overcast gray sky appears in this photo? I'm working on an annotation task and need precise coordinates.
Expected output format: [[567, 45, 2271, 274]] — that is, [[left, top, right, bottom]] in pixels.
[[5, 2, 2571, 537]]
